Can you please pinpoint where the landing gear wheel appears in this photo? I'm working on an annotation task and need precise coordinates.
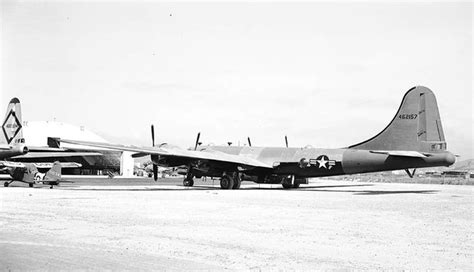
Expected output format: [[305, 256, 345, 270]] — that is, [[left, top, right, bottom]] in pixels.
[[220, 175, 234, 190], [282, 175, 293, 189], [183, 171, 194, 187], [4, 182, 9, 187], [232, 174, 241, 189], [292, 182, 300, 189], [183, 179, 194, 187], [29, 183, 33, 188]]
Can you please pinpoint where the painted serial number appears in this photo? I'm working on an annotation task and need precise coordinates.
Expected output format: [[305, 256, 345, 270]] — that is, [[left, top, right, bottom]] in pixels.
[[398, 114, 417, 120]]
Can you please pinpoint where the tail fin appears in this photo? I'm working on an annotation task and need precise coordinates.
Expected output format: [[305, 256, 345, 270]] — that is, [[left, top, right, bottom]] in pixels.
[[349, 86, 447, 153], [1, 98, 24, 145], [44, 161, 62, 181]]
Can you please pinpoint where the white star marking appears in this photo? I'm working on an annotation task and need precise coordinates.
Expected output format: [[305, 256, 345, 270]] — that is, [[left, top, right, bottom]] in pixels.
[[316, 157, 328, 168]]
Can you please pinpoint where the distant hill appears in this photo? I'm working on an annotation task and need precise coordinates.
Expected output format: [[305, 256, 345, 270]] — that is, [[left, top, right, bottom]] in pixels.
[[452, 159, 474, 171]]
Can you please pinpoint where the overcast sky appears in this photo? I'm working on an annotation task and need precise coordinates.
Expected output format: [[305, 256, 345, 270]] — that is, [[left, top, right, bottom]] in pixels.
[[1, 1, 473, 159]]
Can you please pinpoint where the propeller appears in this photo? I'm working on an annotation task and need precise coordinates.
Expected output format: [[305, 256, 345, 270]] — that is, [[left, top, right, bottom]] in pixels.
[[151, 124, 158, 181], [151, 124, 155, 147], [285, 135, 288, 148], [153, 164, 158, 181], [247, 137, 252, 147], [194, 132, 201, 150]]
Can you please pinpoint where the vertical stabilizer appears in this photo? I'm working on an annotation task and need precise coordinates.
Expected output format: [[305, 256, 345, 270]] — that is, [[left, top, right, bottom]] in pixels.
[[1, 98, 24, 145], [349, 86, 447, 153], [45, 161, 62, 181]]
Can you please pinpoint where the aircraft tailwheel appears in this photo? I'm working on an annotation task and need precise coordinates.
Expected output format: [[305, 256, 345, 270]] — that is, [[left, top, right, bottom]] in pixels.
[[183, 178, 194, 187], [232, 173, 241, 189], [4, 182, 9, 187], [29, 183, 33, 188], [220, 175, 234, 190]]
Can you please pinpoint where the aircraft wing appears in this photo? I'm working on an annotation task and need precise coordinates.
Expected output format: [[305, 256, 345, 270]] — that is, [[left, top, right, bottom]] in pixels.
[[33, 162, 82, 168], [0, 161, 27, 168], [59, 139, 272, 169], [369, 150, 428, 158], [0, 161, 82, 169], [11, 152, 103, 159]]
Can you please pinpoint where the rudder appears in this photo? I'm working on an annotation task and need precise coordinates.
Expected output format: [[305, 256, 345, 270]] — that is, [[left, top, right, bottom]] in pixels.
[[45, 161, 62, 181], [349, 86, 447, 153], [1, 98, 24, 145]]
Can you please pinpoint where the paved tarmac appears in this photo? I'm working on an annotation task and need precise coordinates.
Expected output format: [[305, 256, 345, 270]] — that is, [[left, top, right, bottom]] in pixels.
[[1, 177, 472, 270]]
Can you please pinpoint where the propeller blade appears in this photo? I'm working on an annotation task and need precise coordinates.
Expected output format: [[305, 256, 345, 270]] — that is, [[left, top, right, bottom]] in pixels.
[[151, 124, 155, 147], [153, 164, 158, 181], [285, 135, 288, 148], [247, 137, 252, 147], [194, 132, 201, 150]]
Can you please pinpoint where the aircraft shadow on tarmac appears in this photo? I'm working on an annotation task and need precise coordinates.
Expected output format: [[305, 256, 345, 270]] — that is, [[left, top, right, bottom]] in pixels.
[[54, 183, 438, 195]]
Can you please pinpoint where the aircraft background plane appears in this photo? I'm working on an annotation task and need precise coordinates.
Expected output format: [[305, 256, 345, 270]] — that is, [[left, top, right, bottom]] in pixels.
[[0, 97, 103, 161], [0, 98, 28, 159], [59, 86, 456, 189], [1, 161, 79, 188]]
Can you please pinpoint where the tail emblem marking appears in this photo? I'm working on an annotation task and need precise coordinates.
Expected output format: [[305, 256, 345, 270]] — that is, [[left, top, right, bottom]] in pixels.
[[2, 109, 22, 144]]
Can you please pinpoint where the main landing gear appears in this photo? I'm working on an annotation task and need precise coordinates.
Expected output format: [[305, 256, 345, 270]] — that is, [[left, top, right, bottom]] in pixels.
[[220, 173, 241, 190], [281, 175, 301, 189], [4, 181, 12, 187], [182, 172, 242, 189]]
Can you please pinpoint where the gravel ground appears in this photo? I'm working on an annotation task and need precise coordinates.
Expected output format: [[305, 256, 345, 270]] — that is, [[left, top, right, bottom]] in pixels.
[[1, 178, 472, 270]]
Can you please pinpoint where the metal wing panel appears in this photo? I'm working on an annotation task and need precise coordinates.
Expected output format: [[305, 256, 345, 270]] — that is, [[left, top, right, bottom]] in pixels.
[[59, 139, 272, 169], [11, 152, 103, 159], [0, 161, 26, 168], [33, 162, 82, 168]]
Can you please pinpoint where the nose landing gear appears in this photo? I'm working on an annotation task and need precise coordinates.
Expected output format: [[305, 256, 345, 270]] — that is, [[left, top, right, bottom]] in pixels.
[[183, 172, 194, 187]]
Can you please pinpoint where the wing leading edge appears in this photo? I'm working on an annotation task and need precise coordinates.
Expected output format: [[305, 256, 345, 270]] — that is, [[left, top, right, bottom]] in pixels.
[[58, 139, 272, 169]]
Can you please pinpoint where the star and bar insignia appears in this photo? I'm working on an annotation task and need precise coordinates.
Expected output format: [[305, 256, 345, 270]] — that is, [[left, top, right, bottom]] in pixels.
[[309, 155, 336, 170]]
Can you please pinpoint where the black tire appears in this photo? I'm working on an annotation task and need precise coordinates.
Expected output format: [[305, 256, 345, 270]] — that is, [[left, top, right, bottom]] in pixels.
[[29, 183, 33, 188], [282, 175, 293, 189], [183, 179, 194, 187], [4, 182, 9, 187], [232, 175, 241, 189], [220, 175, 234, 189], [292, 182, 300, 188]]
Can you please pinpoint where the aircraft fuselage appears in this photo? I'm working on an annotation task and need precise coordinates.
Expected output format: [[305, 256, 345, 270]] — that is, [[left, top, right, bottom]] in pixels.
[[197, 146, 455, 178]]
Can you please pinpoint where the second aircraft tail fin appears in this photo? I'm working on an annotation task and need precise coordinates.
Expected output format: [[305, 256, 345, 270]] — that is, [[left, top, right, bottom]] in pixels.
[[44, 161, 62, 182], [1, 98, 24, 146]]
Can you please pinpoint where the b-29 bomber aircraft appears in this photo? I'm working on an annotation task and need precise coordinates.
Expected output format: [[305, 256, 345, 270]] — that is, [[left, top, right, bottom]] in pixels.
[[59, 86, 456, 189]]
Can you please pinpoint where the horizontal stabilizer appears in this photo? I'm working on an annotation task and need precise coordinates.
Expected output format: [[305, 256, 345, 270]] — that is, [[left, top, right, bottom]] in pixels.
[[369, 150, 428, 158]]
